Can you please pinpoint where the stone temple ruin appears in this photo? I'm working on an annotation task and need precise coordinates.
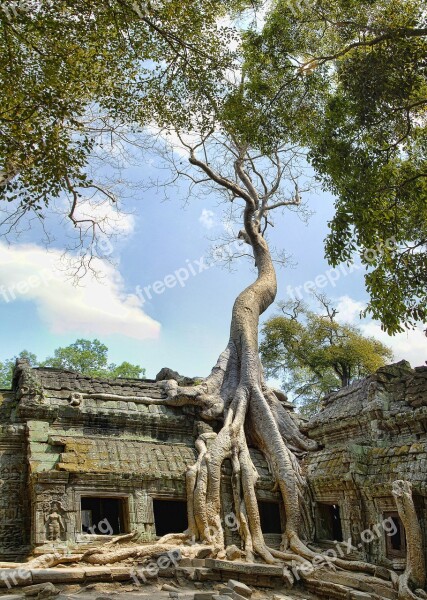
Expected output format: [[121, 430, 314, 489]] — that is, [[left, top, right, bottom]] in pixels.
[[0, 358, 426, 595]]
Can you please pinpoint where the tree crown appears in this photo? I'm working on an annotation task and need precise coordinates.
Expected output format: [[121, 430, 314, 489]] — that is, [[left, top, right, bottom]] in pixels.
[[260, 295, 393, 416], [0, 339, 145, 388]]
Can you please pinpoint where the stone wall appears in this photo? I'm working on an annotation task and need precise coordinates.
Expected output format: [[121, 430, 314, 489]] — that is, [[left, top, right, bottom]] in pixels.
[[303, 361, 427, 572], [0, 362, 280, 558], [0, 389, 29, 560], [1, 358, 425, 568]]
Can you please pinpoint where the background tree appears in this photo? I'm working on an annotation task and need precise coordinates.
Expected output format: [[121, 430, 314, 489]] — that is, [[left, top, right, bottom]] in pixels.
[[260, 295, 393, 416], [0, 350, 37, 388], [0, 339, 145, 388], [242, 0, 427, 334], [40, 338, 145, 379]]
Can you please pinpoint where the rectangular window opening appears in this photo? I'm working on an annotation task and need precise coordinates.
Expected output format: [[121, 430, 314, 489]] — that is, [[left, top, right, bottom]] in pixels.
[[316, 503, 343, 542], [81, 497, 128, 535], [258, 501, 282, 534], [153, 499, 188, 537], [384, 512, 406, 558]]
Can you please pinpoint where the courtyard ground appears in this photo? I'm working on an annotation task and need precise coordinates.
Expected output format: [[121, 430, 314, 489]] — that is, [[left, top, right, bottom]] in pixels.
[[0, 579, 322, 600]]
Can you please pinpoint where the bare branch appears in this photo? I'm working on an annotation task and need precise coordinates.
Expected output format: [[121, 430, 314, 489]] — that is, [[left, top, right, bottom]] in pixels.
[[188, 148, 254, 205]]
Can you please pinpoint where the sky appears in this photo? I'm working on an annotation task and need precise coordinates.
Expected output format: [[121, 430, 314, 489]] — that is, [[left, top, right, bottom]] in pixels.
[[0, 145, 425, 380]]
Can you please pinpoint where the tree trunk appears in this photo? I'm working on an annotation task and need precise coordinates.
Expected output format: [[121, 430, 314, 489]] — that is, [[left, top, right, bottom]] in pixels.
[[171, 202, 321, 563], [392, 480, 426, 600]]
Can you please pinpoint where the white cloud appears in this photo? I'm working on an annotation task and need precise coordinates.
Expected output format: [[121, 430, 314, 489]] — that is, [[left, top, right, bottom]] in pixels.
[[199, 209, 216, 230], [360, 322, 426, 369], [334, 295, 426, 368], [69, 197, 135, 236], [0, 242, 160, 340], [335, 295, 366, 323], [144, 125, 196, 159]]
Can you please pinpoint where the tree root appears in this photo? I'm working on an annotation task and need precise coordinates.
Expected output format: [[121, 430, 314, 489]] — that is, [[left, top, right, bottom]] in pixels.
[[393, 480, 426, 600]]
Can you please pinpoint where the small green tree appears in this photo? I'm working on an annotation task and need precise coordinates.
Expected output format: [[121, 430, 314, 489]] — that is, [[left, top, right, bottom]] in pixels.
[[260, 296, 393, 416], [40, 339, 145, 379], [0, 339, 145, 388]]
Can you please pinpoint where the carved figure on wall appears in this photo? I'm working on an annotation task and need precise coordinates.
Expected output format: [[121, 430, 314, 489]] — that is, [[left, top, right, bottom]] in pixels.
[[45, 501, 65, 542], [69, 392, 83, 407]]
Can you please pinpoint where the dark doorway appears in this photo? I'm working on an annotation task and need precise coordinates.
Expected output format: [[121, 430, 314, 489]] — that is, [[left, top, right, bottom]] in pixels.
[[316, 503, 343, 541], [81, 497, 128, 535], [258, 501, 282, 534], [153, 499, 188, 537], [384, 512, 406, 558]]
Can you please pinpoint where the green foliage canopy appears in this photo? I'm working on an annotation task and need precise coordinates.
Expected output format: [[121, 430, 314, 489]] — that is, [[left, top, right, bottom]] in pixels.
[[0, 339, 145, 388], [0, 0, 236, 222], [260, 297, 393, 416], [242, 0, 427, 334], [2, 0, 425, 334]]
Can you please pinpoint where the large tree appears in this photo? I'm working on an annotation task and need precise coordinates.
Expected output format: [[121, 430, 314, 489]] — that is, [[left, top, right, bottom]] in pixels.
[[2, 3, 425, 598], [260, 296, 393, 416], [20, 122, 424, 600], [242, 0, 427, 334]]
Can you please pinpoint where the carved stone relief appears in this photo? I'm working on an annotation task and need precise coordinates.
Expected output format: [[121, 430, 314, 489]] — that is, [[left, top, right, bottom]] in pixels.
[[44, 501, 66, 542]]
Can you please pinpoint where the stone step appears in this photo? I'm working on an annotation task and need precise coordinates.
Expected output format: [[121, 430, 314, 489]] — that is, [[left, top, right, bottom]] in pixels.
[[204, 560, 283, 578], [0, 566, 136, 588], [225, 579, 252, 598], [303, 571, 398, 600], [204, 560, 283, 588]]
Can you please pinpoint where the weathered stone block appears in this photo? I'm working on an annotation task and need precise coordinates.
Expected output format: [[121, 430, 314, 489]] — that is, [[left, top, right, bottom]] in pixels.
[[226, 579, 252, 598], [109, 567, 133, 581], [22, 582, 59, 597], [350, 592, 374, 600], [84, 567, 112, 581], [196, 568, 219, 582], [27, 422, 49, 443], [191, 559, 206, 567], [205, 560, 283, 578], [31, 569, 86, 583]]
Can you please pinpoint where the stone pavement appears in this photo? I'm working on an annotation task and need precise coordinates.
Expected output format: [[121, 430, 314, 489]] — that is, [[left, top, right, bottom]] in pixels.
[[0, 579, 318, 600]]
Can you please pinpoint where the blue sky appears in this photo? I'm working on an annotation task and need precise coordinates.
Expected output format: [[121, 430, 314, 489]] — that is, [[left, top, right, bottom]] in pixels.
[[0, 149, 425, 379]]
